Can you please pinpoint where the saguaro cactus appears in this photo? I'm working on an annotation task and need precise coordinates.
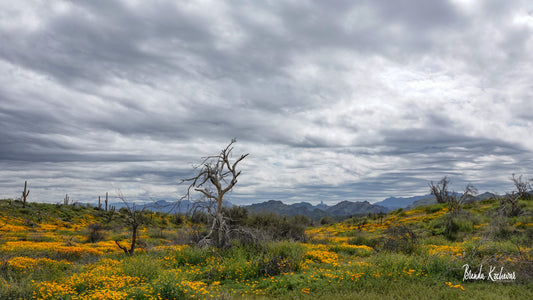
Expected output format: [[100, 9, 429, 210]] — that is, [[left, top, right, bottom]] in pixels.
[[22, 180, 30, 208], [105, 192, 109, 211]]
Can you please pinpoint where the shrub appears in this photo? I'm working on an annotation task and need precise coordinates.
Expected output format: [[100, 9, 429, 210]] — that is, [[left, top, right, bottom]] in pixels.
[[86, 223, 105, 243], [223, 206, 248, 226], [454, 218, 473, 232], [121, 254, 162, 281], [172, 213, 185, 226], [172, 246, 209, 266], [258, 241, 305, 276], [347, 232, 381, 249], [499, 194, 523, 217], [259, 255, 295, 276], [443, 217, 459, 241], [245, 212, 308, 242], [381, 225, 418, 254], [150, 271, 186, 300], [191, 211, 211, 225], [320, 216, 335, 225]]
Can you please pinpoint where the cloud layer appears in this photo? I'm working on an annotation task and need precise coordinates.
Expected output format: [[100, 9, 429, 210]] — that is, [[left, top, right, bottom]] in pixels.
[[1, 0, 532, 204]]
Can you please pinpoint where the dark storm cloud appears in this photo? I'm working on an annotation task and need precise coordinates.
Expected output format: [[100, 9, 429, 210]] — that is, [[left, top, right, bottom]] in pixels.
[[380, 128, 525, 156], [1, 0, 532, 204]]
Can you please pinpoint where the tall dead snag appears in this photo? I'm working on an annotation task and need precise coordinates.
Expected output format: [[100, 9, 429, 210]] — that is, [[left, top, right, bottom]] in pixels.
[[511, 174, 532, 200], [22, 180, 30, 208], [429, 176, 452, 204], [114, 192, 146, 255], [500, 174, 532, 217], [429, 177, 478, 240], [181, 139, 249, 248], [429, 177, 477, 214]]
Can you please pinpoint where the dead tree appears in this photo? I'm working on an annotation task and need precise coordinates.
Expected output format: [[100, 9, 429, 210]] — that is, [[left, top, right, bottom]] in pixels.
[[21, 180, 30, 208], [429, 176, 452, 204], [429, 177, 477, 214], [429, 177, 477, 240], [181, 139, 249, 248], [500, 174, 532, 217], [511, 174, 532, 200], [114, 192, 146, 255], [500, 193, 521, 217]]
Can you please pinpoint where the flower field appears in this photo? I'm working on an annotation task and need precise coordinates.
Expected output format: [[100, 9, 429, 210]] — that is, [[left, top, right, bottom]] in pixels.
[[1, 198, 532, 299]]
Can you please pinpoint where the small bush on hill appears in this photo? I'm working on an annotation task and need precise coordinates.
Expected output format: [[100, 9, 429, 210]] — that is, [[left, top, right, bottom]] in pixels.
[[86, 223, 105, 243], [381, 225, 418, 254], [319, 216, 335, 225]]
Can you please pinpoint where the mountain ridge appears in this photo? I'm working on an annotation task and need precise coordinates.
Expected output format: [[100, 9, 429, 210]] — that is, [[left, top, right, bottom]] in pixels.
[[244, 199, 389, 220]]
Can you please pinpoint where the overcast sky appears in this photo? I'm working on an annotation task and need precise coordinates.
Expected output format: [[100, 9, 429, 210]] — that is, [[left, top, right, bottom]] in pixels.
[[1, 0, 532, 205]]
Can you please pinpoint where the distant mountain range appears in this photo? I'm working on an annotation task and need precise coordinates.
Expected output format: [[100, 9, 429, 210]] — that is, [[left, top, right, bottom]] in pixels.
[[116, 199, 389, 220], [109, 199, 234, 214], [245, 200, 389, 220], [245, 200, 329, 219], [109, 191, 502, 219], [373, 195, 433, 210]]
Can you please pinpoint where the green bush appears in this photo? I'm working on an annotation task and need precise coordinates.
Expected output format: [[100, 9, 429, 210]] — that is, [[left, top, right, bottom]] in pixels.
[[320, 216, 335, 225], [246, 212, 308, 242], [172, 246, 209, 266], [121, 254, 163, 281], [150, 271, 186, 300], [172, 213, 185, 226], [258, 241, 305, 276], [443, 217, 459, 241], [222, 206, 248, 226], [381, 225, 418, 254], [190, 211, 211, 225], [347, 232, 381, 248], [86, 223, 105, 243], [454, 219, 473, 232], [207, 246, 261, 280]]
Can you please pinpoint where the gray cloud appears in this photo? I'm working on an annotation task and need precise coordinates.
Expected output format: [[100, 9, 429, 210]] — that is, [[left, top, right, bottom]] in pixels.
[[1, 0, 532, 204]]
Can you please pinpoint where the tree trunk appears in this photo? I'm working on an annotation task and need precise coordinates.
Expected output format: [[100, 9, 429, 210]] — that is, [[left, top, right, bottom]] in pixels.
[[115, 223, 138, 255], [216, 212, 224, 247], [130, 224, 137, 255]]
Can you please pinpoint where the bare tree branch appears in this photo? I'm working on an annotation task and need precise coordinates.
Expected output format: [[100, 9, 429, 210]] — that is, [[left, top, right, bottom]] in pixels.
[[114, 191, 146, 255], [429, 176, 452, 204], [179, 139, 249, 248], [511, 173, 532, 200]]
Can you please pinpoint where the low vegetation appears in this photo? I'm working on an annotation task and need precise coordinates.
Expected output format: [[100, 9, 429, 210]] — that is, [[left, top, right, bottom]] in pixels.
[[1, 192, 532, 299]]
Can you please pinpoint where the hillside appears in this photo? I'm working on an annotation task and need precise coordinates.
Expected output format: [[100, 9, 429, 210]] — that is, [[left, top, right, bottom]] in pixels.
[[406, 192, 499, 209], [1, 196, 532, 299]]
